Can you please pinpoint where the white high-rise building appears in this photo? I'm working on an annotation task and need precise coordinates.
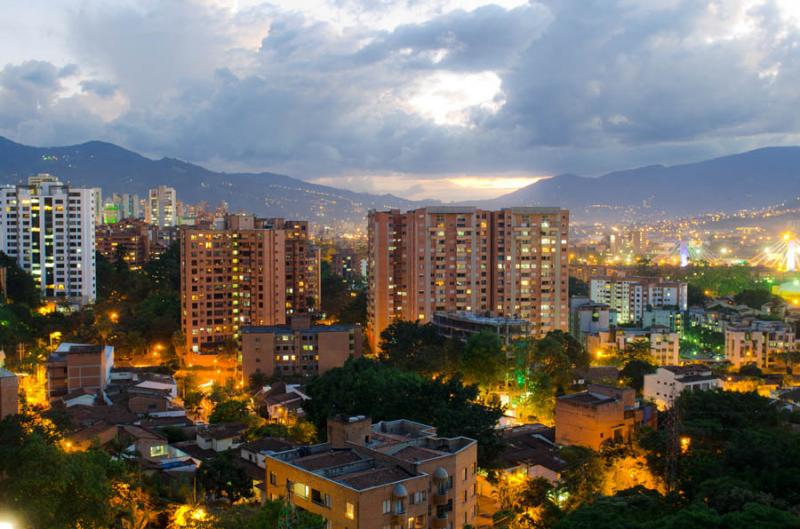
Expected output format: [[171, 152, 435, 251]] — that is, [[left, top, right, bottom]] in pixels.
[[146, 186, 176, 227], [112, 193, 141, 219], [0, 174, 97, 305]]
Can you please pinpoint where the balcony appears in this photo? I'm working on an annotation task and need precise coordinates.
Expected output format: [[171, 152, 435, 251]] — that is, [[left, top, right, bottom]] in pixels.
[[432, 515, 448, 529]]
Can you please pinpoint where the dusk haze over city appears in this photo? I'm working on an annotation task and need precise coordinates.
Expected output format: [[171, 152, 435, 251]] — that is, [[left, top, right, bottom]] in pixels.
[[2, 1, 800, 528]]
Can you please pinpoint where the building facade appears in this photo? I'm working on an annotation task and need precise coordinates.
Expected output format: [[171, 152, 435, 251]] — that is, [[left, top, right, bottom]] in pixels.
[[0, 174, 97, 305], [180, 215, 321, 359], [724, 321, 798, 372], [263, 219, 321, 315], [96, 219, 159, 270], [265, 416, 478, 529], [589, 277, 687, 325], [0, 368, 18, 419], [241, 316, 362, 380], [432, 311, 531, 346], [555, 384, 654, 450], [146, 186, 177, 228], [46, 342, 114, 399], [367, 207, 569, 352], [643, 366, 721, 410]]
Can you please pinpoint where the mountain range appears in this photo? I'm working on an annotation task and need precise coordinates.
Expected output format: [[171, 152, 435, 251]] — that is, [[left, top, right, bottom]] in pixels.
[[1, 136, 799, 226], [0, 136, 435, 229], [489, 146, 800, 222]]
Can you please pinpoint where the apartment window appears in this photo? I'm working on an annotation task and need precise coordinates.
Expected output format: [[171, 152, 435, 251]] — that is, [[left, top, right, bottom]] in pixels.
[[269, 472, 277, 485], [345, 502, 355, 520], [383, 500, 392, 514], [462, 468, 467, 481], [293, 482, 309, 499]]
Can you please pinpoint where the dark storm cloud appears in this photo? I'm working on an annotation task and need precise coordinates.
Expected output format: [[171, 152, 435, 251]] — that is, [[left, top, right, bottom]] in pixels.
[[2, 0, 800, 182]]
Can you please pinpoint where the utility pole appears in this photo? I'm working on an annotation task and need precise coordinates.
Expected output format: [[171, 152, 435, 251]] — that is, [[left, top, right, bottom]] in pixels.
[[663, 388, 681, 493]]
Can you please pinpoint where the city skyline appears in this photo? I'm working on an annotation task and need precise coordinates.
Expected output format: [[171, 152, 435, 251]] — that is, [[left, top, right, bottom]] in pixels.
[[4, 1, 800, 200]]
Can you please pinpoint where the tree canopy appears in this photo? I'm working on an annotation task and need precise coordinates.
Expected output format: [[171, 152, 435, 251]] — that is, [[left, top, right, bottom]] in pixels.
[[304, 357, 504, 466]]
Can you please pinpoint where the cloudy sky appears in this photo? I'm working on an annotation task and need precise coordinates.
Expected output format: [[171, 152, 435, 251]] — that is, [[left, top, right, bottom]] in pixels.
[[2, 0, 800, 200]]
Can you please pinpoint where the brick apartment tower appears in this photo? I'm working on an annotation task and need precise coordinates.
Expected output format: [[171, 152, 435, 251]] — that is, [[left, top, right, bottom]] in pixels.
[[367, 207, 569, 352], [263, 219, 321, 315], [180, 215, 321, 361]]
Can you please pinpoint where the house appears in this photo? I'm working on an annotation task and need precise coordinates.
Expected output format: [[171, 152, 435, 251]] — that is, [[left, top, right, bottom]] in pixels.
[[643, 366, 721, 410], [196, 423, 247, 452], [241, 437, 296, 468], [555, 384, 656, 450], [253, 382, 309, 422]]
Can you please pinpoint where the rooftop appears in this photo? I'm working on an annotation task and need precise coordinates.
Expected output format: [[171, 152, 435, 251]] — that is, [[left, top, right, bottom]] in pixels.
[[558, 392, 616, 407], [433, 311, 530, 326], [241, 324, 357, 334]]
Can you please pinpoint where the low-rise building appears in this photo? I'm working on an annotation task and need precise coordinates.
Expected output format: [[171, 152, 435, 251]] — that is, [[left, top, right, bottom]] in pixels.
[[265, 416, 478, 529], [46, 343, 114, 400], [555, 384, 655, 450], [643, 366, 721, 410], [0, 368, 18, 419], [432, 311, 532, 346], [241, 316, 362, 381], [95, 219, 159, 270], [724, 320, 798, 372], [196, 423, 247, 452]]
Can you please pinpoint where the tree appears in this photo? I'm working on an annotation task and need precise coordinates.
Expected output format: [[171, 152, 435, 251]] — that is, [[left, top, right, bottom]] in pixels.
[[527, 331, 590, 391], [738, 364, 762, 378], [209, 399, 251, 424], [188, 500, 325, 529], [460, 330, 506, 389], [197, 452, 253, 503], [0, 252, 40, 307], [248, 371, 270, 391], [621, 360, 656, 392], [614, 338, 653, 366], [378, 321, 448, 375], [733, 288, 777, 310], [0, 413, 123, 529], [303, 357, 504, 466]]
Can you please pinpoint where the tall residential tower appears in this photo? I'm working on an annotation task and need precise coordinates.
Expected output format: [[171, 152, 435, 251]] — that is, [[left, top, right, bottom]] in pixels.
[[0, 174, 97, 305], [367, 207, 569, 352]]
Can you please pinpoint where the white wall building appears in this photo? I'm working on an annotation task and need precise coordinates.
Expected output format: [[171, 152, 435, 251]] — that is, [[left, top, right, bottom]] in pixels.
[[724, 320, 798, 371], [146, 186, 176, 228], [590, 277, 687, 325], [0, 174, 97, 305], [643, 366, 721, 409]]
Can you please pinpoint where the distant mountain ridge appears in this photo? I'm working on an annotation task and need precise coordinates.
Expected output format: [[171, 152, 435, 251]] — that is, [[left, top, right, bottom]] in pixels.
[[487, 147, 800, 222], [1, 136, 799, 225], [0, 136, 437, 227]]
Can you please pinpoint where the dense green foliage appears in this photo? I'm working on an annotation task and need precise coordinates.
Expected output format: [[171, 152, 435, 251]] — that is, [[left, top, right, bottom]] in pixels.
[[0, 412, 125, 529], [197, 452, 254, 503], [304, 357, 504, 466], [193, 500, 325, 529], [550, 390, 800, 528]]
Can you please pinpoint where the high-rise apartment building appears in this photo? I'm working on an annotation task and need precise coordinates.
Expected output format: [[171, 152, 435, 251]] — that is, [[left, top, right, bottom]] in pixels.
[[589, 277, 687, 325], [180, 215, 321, 361], [263, 219, 321, 315], [367, 207, 569, 352], [146, 186, 177, 228], [111, 193, 141, 220], [0, 174, 97, 305]]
